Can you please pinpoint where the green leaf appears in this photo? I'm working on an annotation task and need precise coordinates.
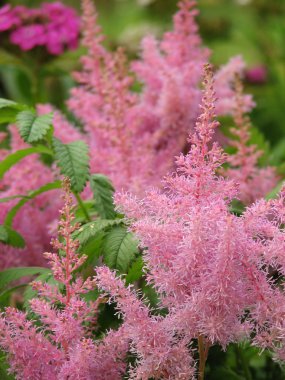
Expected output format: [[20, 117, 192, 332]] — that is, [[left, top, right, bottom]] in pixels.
[[0, 146, 53, 180], [53, 138, 89, 193], [16, 110, 53, 143], [0, 267, 49, 295], [0, 194, 29, 203], [74, 219, 122, 246], [0, 98, 18, 109], [265, 181, 284, 200], [4, 181, 62, 227], [126, 256, 144, 284], [0, 226, 8, 242], [0, 225, 25, 248], [90, 174, 116, 219], [103, 225, 139, 272], [0, 107, 19, 124], [0, 98, 24, 124]]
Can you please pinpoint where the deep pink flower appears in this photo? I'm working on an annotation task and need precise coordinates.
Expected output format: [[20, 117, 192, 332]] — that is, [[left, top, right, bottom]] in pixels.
[[246, 65, 267, 84], [10, 24, 46, 51], [0, 5, 20, 32]]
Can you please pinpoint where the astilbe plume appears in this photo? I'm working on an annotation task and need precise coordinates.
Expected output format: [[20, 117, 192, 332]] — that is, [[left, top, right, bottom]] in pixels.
[[69, 0, 157, 193], [222, 75, 278, 204], [0, 179, 128, 380], [0, 108, 84, 270], [68, 0, 254, 194], [93, 65, 285, 377]]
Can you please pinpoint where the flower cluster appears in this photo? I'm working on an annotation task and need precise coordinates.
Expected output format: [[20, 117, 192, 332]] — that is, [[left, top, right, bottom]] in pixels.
[[107, 66, 285, 375], [68, 0, 254, 193], [222, 75, 278, 204], [0, 2, 80, 54], [0, 180, 128, 380]]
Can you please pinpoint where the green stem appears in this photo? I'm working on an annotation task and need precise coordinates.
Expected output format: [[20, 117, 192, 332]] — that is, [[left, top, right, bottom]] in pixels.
[[235, 345, 252, 380], [73, 192, 91, 222]]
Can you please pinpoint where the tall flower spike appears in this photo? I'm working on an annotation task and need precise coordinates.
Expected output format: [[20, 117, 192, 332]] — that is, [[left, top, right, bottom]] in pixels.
[[223, 74, 278, 204], [0, 179, 128, 379]]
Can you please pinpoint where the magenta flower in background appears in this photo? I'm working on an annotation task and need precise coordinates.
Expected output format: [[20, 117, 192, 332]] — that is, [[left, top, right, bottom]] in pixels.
[[10, 24, 47, 51], [246, 65, 267, 84], [0, 5, 20, 32], [0, 2, 80, 55]]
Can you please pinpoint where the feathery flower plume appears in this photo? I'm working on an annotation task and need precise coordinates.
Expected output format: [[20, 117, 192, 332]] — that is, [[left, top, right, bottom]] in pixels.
[[69, 0, 254, 194], [0, 179, 128, 379], [223, 74, 278, 204], [114, 65, 285, 377]]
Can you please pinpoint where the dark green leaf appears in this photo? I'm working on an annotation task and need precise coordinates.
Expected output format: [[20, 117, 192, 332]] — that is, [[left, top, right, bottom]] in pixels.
[[90, 174, 116, 219], [103, 225, 139, 272], [126, 256, 144, 284], [53, 138, 89, 193], [0, 225, 25, 248], [74, 219, 122, 246]]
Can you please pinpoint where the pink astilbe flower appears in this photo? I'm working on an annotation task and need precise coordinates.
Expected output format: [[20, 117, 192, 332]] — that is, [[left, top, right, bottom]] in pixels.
[[69, 0, 158, 193], [0, 180, 128, 379], [96, 266, 195, 380], [222, 76, 278, 204], [214, 55, 255, 115], [69, 0, 254, 194], [132, 0, 209, 171], [114, 65, 285, 373]]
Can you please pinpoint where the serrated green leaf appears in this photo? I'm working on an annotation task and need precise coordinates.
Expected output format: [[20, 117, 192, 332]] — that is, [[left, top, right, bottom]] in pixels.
[[125, 256, 144, 284], [74, 219, 122, 246], [4, 181, 61, 227], [0, 146, 53, 180], [16, 110, 53, 143], [0, 225, 25, 248], [90, 174, 116, 219], [0, 267, 49, 295], [53, 138, 89, 193], [103, 225, 139, 272]]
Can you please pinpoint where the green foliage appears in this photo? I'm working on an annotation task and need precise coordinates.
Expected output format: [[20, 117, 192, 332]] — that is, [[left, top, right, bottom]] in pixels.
[[53, 138, 90, 193], [102, 225, 139, 273], [90, 174, 116, 219], [4, 181, 61, 228], [0, 146, 53, 180], [16, 110, 53, 143], [0, 267, 50, 303], [0, 225, 25, 248], [0, 98, 23, 123], [125, 256, 144, 284], [74, 219, 122, 246]]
